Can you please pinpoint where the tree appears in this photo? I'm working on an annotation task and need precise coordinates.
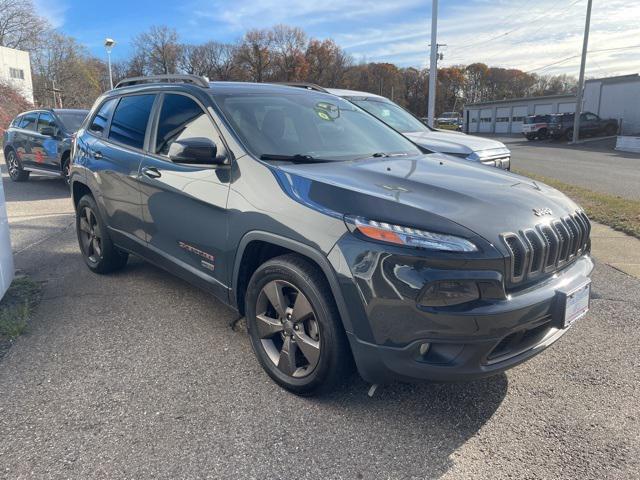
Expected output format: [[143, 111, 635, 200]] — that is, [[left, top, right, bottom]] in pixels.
[[235, 29, 273, 82], [0, 0, 48, 50], [305, 39, 350, 87], [133, 25, 181, 75], [270, 24, 308, 82], [31, 31, 104, 108], [180, 41, 238, 80]]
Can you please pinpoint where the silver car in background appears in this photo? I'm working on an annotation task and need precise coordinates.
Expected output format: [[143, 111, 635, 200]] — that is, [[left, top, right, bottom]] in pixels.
[[283, 84, 511, 170]]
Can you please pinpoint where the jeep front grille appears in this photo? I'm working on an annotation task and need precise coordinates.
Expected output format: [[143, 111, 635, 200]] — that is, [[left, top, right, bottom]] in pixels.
[[502, 211, 591, 285]]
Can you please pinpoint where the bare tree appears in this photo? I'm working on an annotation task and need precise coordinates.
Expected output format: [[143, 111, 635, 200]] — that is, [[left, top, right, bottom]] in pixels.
[[0, 0, 48, 50], [270, 24, 308, 82], [305, 38, 351, 87], [31, 31, 104, 108], [235, 29, 273, 82], [180, 41, 237, 80], [133, 25, 181, 75]]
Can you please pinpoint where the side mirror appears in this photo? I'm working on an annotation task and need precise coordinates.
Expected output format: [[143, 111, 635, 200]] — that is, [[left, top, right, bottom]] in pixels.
[[40, 126, 56, 137], [168, 137, 226, 165]]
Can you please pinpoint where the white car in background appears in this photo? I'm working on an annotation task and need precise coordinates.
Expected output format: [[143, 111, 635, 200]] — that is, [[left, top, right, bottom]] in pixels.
[[284, 84, 511, 170]]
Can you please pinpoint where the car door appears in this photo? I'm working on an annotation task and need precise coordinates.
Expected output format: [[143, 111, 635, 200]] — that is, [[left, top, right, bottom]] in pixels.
[[33, 112, 62, 171], [86, 94, 154, 250], [138, 92, 231, 299], [580, 113, 597, 136], [14, 112, 38, 167]]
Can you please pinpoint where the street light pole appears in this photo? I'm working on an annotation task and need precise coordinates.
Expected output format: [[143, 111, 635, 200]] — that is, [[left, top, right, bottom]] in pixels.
[[572, 0, 592, 144], [104, 38, 116, 90], [427, 0, 438, 127]]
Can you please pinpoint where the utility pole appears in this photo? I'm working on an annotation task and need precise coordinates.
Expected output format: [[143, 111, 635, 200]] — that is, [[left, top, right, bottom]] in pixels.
[[572, 0, 593, 144], [427, 0, 438, 127]]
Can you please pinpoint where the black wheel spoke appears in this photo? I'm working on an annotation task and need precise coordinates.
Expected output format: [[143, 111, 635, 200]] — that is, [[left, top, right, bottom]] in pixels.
[[79, 218, 91, 234], [293, 330, 320, 368], [255, 314, 284, 338], [277, 336, 298, 376], [291, 292, 313, 323], [263, 280, 288, 317]]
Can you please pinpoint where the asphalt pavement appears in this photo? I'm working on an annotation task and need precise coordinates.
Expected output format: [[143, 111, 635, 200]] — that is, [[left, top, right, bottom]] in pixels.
[[0, 155, 639, 479], [487, 135, 640, 200]]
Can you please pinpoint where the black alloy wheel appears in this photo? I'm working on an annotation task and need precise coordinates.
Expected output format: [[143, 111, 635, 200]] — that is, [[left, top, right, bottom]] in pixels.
[[255, 279, 321, 378], [6, 150, 29, 182]]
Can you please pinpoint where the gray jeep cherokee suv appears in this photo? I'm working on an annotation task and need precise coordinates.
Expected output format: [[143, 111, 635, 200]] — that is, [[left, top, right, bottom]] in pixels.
[[70, 75, 593, 395]]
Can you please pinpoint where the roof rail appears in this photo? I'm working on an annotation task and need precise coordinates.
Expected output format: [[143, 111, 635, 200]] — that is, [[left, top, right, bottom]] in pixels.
[[276, 82, 328, 93], [115, 74, 210, 89]]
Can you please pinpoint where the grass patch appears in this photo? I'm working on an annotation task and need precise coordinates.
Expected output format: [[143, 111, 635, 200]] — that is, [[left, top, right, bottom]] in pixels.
[[514, 169, 640, 239], [0, 276, 41, 344]]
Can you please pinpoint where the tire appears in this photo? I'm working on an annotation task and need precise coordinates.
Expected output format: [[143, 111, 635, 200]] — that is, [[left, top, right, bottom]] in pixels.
[[76, 194, 128, 274], [565, 128, 574, 141], [245, 253, 352, 395], [62, 156, 71, 185], [525, 134, 535, 141], [538, 129, 548, 140], [5, 149, 30, 182]]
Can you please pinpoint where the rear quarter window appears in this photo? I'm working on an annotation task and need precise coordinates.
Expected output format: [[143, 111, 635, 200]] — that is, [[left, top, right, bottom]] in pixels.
[[88, 98, 118, 136]]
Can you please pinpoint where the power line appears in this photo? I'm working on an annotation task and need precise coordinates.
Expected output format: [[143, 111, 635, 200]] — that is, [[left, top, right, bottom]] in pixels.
[[447, 0, 582, 53], [525, 44, 640, 73]]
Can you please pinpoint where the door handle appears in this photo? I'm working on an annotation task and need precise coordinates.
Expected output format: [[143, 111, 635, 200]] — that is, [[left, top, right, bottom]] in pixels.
[[92, 150, 103, 159], [141, 166, 162, 179]]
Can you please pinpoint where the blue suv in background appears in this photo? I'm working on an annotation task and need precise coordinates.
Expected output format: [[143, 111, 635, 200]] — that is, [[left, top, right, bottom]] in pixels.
[[3, 108, 88, 183]]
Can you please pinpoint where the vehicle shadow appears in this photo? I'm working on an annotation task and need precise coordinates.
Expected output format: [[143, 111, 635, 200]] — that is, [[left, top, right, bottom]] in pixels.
[[1, 164, 71, 203]]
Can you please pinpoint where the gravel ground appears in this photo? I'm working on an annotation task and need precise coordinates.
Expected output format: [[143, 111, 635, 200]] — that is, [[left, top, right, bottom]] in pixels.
[[1, 159, 639, 479], [484, 136, 640, 201]]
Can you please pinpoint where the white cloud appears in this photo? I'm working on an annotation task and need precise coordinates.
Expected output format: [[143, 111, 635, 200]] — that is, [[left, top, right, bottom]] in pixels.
[[33, 0, 69, 29], [334, 0, 640, 76]]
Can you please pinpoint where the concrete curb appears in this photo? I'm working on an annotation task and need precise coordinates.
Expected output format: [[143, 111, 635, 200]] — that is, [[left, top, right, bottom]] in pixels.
[[590, 222, 640, 279]]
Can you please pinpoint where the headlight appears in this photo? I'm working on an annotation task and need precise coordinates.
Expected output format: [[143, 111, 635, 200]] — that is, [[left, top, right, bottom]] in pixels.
[[345, 216, 478, 252]]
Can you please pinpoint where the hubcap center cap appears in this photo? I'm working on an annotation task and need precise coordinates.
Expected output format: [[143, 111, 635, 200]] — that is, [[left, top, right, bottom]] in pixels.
[[283, 320, 294, 335]]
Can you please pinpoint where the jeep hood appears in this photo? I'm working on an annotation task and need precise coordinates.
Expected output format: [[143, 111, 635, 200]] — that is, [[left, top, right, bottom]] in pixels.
[[405, 130, 508, 157], [275, 153, 579, 248]]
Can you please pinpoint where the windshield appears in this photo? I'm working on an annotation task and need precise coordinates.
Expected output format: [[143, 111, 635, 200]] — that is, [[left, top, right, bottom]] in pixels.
[[213, 91, 422, 161], [350, 98, 428, 134], [56, 111, 88, 132]]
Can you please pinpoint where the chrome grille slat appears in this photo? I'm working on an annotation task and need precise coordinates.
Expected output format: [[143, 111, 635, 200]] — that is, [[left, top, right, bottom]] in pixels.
[[502, 211, 591, 285]]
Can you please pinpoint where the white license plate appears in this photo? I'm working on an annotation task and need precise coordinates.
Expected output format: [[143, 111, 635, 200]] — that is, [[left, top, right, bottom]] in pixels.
[[563, 282, 591, 328]]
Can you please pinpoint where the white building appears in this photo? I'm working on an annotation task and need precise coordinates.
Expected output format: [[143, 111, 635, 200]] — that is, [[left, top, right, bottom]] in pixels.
[[463, 74, 640, 136], [0, 45, 34, 104]]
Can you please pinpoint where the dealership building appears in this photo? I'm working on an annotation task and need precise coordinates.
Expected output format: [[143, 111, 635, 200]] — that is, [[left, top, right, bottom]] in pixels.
[[463, 74, 640, 136], [0, 45, 34, 104]]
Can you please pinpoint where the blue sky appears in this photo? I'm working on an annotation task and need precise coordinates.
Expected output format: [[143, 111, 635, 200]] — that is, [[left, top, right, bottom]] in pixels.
[[34, 0, 640, 76]]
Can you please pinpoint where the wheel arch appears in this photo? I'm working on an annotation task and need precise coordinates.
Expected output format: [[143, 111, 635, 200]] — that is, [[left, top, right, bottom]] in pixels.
[[231, 231, 354, 334], [71, 180, 94, 210], [60, 149, 70, 172]]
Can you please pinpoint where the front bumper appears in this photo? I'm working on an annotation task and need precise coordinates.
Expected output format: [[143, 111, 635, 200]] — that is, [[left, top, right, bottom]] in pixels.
[[330, 236, 594, 384]]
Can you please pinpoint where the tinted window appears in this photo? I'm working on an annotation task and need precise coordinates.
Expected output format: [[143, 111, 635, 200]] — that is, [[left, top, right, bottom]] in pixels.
[[89, 98, 118, 136], [37, 112, 57, 135], [155, 94, 224, 156], [57, 111, 87, 132], [214, 91, 421, 161], [11, 115, 22, 127], [18, 113, 38, 130], [108, 94, 155, 149]]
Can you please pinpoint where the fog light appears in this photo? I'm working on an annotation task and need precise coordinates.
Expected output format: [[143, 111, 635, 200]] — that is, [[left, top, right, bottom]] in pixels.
[[419, 280, 480, 307], [419, 342, 431, 356]]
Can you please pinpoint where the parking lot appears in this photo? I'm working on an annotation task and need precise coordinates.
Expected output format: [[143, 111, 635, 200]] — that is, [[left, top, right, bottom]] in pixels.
[[491, 135, 640, 200], [0, 151, 639, 479]]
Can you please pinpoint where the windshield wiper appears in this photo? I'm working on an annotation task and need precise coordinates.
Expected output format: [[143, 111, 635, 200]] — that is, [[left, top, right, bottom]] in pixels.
[[260, 154, 331, 163]]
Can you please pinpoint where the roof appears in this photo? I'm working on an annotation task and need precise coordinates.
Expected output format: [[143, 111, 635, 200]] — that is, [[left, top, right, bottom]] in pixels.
[[465, 93, 576, 108], [585, 73, 640, 85]]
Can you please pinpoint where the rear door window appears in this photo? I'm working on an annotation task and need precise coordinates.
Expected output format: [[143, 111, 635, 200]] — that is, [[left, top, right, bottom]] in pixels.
[[18, 113, 38, 131], [108, 94, 155, 149], [89, 98, 118, 136]]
